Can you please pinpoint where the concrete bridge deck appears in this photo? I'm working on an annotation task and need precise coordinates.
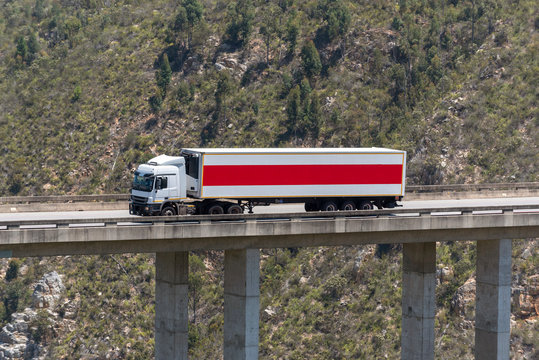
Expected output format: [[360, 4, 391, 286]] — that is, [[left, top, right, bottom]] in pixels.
[[0, 204, 538, 359]]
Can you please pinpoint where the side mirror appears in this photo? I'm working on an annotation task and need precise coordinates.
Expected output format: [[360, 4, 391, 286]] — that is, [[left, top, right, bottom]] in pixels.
[[155, 178, 162, 190]]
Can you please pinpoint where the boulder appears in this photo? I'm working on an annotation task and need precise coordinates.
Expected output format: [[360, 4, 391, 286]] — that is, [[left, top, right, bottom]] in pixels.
[[451, 277, 476, 320], [32, 271, 65, 309]]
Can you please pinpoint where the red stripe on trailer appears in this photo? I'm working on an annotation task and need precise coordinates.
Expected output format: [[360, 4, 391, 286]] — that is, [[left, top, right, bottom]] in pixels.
[[203, 164, 403, 186]]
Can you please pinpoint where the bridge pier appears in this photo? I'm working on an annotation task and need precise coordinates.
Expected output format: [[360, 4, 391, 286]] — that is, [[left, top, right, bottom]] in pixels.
[[224, 249, 260, 360], [155, 252, 189, 360], [475, 239, 511, 360], [401, 242, 436, 360]]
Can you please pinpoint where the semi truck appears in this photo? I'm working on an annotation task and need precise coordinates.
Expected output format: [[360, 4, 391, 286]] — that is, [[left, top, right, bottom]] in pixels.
[[129, 147, 406, 216]]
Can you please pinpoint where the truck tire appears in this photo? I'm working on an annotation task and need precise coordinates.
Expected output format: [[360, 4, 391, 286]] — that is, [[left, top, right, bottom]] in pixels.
[[358, 200, 373, 210], [340, 200, 356, 211], [226, 204, 243, 214], [206, 203, 224, 215], [160, 206, 177, 216], [321, 200, 338, 212]]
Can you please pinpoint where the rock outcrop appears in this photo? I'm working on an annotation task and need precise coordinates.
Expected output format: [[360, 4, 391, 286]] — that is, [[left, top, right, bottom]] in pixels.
[[32, 271, 65, 309], [0, 272, 65, 360]]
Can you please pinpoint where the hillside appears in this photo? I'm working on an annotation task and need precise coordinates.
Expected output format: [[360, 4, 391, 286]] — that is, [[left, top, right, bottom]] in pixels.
[[0, 0, 537, 196], [0, 0, 537, 359]]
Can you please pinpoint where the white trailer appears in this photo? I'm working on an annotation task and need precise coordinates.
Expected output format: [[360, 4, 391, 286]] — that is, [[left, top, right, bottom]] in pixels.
[[129, 148, 406, 215]]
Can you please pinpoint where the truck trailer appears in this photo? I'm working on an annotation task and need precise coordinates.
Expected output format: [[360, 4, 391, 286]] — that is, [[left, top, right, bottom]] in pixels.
[[129, 147, 406, 216]]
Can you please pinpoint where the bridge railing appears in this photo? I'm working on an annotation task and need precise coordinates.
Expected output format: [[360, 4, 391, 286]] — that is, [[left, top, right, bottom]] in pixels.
[[0, 194, 129, 204], [1, 204, 537, 229], [0, 182, 537, 214], [406, 182, 539, 192]]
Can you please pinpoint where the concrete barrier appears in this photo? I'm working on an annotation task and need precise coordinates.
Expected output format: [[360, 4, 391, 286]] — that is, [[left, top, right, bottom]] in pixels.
[[0, 183, 537, 212]]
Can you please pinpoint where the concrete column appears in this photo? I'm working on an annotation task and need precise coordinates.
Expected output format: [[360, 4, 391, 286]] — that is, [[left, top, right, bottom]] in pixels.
[[401, 242, 436, 360], [155, 252, 189, 360], [475, 239, 511, 360], [224, 249, 260, 360]]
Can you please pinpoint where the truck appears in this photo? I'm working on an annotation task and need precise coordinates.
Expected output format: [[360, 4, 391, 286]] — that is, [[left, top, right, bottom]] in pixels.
[[129, 147, 406, 216]]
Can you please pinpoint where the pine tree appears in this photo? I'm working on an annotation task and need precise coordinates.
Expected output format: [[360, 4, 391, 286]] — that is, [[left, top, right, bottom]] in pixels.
[[15, 36, 28, 64], [185, 0, 203, 42], [286, 85, 302, 136], [27, 33, 40, 63], [215, 72, 232, 122], [225, 0, 254, 47], [285, 15, 299, 57], [156, 54, 172, 96], [300, 40, 322, 79]]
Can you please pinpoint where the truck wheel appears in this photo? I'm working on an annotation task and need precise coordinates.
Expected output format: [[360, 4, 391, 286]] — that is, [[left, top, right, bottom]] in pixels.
[[160, 206, 176, 216], [321, 200, 338, 212], [226, 204, 243, 214], [341, 200, 356, 211], [358, 200, 373, 210], [206, 203, 224, 215]]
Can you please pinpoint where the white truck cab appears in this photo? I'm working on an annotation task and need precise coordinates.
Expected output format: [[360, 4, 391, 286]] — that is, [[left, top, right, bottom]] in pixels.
[[129, 155, 188, 216]]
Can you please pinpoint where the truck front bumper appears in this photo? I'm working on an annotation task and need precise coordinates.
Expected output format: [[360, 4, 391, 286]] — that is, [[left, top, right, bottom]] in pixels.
[[129, 202, 161, 216]]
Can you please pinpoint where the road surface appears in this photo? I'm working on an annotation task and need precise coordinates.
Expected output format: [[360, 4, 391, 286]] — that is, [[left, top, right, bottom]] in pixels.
[[0, 197, 538, 222]]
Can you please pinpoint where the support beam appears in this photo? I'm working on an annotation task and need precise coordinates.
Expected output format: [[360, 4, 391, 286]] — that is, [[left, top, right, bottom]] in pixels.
[[475, 239, 511, 360], [224, 249, 260, 360], [155, 252, 189, 360], [401, 242, 436, 360]]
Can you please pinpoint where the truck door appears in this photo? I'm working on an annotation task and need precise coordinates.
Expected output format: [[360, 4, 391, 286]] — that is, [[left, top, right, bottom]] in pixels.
[[155, 176, 170, 200]]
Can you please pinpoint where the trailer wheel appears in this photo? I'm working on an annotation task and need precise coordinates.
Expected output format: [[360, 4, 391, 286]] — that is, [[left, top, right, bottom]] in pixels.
[[321, 200, 338, 212], [160, 206, 177, 216], [358, 200, 373, 210], [226, 204, 243, 214], [340, 200, 356, 211], [206, 203, 224, 215]]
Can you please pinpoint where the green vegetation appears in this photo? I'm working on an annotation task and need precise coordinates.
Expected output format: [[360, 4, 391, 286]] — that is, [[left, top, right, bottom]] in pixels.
[[0, 0, 536, 196], [2, 240, 535, 358], [0, 0, 537, 358]]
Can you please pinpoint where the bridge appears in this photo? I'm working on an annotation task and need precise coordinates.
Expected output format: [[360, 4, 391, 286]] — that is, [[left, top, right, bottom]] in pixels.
[[0, 201, 538, 359]]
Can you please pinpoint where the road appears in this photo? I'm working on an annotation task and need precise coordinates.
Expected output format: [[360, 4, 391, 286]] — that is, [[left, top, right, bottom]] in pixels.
[[0, 197, 538, 222]]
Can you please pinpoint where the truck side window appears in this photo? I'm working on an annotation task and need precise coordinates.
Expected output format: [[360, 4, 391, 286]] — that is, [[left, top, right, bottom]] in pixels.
[[156, 177, 168, 189]]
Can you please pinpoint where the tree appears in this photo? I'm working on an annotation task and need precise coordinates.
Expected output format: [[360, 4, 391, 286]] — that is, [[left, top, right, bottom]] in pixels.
[[156, 54, 172, 96], [174, 0, 204, 50], [214, 71, 233, 122], [33, 0, 45, 20], [173, 6, 188, 44], [27, 33, 40, 59], [5, 260, 20, 282], [15, 36, 28, 64], [306, 92, 321, 138], [224, 0, 254, 47], [316, 0, 350, 44], [285, 14, 299, 57], [176, 81, 194, 103], [189, 254, 205, 324], [300, 40, 322, 79], [462, 0, 484, 46], [259, 5, 279, 66], [71, 85, 82, 102], [286, 85, 302, 135], [149, 90, 163, 113]]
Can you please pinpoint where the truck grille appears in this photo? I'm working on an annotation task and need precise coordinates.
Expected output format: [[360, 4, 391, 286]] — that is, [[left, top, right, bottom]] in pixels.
[[131, 195, 148, 204]]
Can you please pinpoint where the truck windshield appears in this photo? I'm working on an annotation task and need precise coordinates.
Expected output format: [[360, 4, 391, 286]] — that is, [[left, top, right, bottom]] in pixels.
[[132, 172, 154, 191]]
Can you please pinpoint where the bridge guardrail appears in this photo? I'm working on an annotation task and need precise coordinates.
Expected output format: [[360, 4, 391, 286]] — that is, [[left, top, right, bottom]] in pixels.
[[0, 182, 537, 208], [406, 182, 539, 192], [1, 204, 537, 228], [0, 194, 129, 204]]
